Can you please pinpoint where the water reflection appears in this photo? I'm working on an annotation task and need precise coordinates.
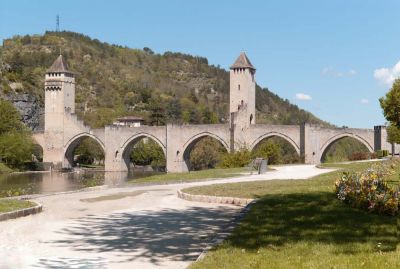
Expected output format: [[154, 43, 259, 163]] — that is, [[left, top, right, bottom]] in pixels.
[[0, 170, 162, 197]]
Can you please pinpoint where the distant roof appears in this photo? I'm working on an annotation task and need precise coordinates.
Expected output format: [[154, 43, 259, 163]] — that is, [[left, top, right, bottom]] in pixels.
[[47, 55, 72, 73], [116, 116, 144, 122], [230, 52, 256, 70]]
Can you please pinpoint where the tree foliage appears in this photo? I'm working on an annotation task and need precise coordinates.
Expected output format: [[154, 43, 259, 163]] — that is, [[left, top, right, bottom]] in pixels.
[[74, 138, 105, 165], [386, 123, 400, 144], [380, 79, 400, 127], [252, 140, 282, 164], [188, 137, 226, 170], [0, 99, 34, 168], [0, 131, 34, 167], [0, 99, 25, 135], [130, 139, 165, 168]]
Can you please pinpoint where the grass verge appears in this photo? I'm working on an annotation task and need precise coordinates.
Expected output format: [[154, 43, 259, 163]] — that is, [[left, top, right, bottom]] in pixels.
[[0, 199, 36, 213], [128, 167, 246, 185], [188, 161, 400, 269]]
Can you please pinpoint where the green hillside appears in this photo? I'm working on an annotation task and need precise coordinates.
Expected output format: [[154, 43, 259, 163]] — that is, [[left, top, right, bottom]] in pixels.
[[0, 31, 331, 129]]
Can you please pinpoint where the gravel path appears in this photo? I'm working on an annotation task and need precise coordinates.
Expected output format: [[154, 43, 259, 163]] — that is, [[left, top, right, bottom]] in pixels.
[[0, 165, 334, 269]]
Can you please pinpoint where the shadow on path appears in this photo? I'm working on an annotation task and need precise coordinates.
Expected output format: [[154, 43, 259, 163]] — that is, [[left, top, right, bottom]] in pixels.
[[38, 206, 239, 267]]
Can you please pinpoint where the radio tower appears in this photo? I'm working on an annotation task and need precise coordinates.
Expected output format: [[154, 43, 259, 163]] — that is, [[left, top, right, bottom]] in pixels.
[[56, 15, 60, 32]]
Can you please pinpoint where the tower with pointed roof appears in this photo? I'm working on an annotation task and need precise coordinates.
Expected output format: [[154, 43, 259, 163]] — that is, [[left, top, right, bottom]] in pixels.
[[44, 55, 75, 132], [230, 52, 256, 132], [43, 55, 75, 165]]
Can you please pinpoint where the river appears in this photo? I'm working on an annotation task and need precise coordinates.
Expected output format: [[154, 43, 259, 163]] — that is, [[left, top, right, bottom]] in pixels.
[[0, 170, 162, 197]]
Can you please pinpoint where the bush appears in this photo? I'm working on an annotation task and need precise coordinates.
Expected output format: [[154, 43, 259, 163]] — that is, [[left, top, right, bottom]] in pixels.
[[335, 161, 400, 216], [348, 151, 370, 161], [251, 140, 282, 164], [376, 150, 389, 158], [219, 148, 252, 168]]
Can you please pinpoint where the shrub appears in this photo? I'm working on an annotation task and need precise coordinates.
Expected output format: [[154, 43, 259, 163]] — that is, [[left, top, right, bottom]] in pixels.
[[335, 161, 400, 216], [251, 140, 282, 164], [376, 150, 389, 158], [219, 148, 252, 168], [348, 151, 370, 161]]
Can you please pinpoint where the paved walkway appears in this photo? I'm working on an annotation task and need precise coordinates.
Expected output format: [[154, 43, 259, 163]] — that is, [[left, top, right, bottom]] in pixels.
[[0, 165, 334, 269]]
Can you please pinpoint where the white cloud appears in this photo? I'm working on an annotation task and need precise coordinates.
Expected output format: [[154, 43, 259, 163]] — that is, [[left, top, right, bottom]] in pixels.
[[373, 60, 400, 85], [295, 93, 312, 101], [360, 99, 369, 104], [321, 67, 357, 78]]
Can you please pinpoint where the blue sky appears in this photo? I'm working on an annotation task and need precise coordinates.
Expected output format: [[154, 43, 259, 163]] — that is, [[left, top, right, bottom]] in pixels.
[[1, 0, 400, 128]]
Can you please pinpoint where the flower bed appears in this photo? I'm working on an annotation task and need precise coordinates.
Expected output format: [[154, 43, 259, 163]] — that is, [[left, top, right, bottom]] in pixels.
[[335, 160, 400, 216]]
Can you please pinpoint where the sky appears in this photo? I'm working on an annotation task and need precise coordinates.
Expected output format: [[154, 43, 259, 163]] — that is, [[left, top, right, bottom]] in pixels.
[[1, 0, 400, 128]]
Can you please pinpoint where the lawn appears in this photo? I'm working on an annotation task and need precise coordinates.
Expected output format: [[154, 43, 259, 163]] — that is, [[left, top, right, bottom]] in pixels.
[[127, 167, 246, 185], [187, 161, 400, 269], [0, 199, 36, 213]]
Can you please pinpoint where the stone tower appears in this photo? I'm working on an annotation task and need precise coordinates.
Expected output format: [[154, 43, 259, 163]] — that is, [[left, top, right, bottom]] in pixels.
[[229, 52, 256, 130], [43, 55, 75, 165]]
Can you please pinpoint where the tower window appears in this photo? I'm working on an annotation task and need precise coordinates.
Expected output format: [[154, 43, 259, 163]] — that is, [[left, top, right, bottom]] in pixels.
[[238, 84, 240, 91]]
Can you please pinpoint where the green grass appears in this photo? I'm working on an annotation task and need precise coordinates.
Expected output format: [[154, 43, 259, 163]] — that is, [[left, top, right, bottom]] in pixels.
[[127, 167, 246, 185], [0, 199, 35, 213], [188, 161, 400, 269]]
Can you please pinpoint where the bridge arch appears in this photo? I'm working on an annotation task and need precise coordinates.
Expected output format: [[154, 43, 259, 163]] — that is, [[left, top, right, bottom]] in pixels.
[[182, 132, 230, 171], [319, 133, 374, 162], [250, 132, 301, 155], [63, 132, 105, 168], [120, 132, 167, 171]]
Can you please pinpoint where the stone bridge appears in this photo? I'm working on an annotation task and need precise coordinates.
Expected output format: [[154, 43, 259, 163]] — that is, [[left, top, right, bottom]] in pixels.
[[33, 53, 394, 173], [33, 113, 392, 172]]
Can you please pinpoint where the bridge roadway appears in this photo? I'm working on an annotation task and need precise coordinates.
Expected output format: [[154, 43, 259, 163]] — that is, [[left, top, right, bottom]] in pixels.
[[0, 165, 334, 268]]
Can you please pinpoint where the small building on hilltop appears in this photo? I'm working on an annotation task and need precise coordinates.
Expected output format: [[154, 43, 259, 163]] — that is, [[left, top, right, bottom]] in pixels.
[[113, 116, 145, 127]]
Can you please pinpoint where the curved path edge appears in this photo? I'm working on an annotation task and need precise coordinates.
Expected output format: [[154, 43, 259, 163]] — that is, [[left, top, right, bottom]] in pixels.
[[0, 201, 42, 222], [177, 189, 255, 206]]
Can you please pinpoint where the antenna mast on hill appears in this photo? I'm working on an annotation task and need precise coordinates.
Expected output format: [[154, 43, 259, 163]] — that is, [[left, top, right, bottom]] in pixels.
[[56, 15, 60, 32]]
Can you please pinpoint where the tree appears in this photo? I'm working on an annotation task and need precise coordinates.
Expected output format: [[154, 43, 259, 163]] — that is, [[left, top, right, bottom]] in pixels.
[[0, 99, 34, 168], [74, 138, 105, 165], [130, 139, 165, 168], [0, 99, 25, 135], [379, 79, 400, 127], [166, 98, 182, 123], [387, 124, 400, 144], [189, 137, 226, 170], [148, 99, 165, 126], [0, 131, 34, 167]]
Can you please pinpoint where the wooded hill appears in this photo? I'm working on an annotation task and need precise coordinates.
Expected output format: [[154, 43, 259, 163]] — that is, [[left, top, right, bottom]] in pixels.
[[0, 31, 331, 129]]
